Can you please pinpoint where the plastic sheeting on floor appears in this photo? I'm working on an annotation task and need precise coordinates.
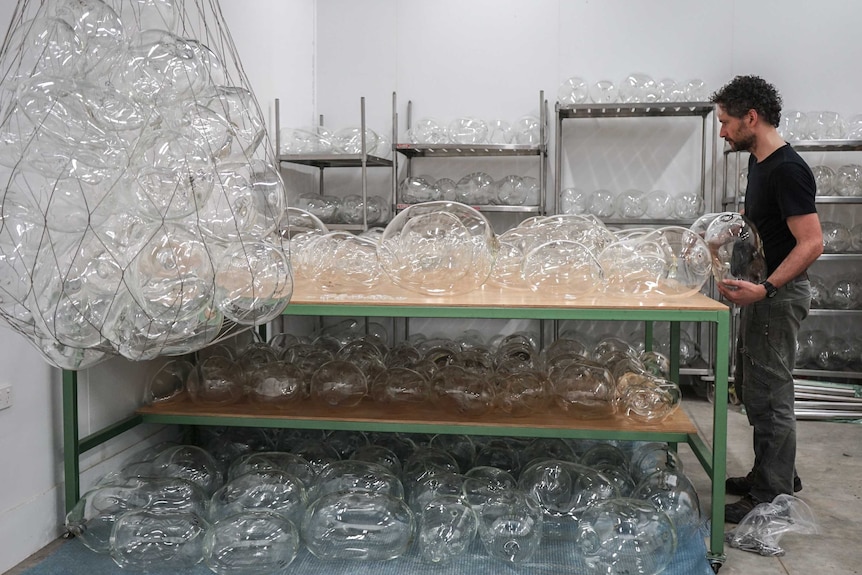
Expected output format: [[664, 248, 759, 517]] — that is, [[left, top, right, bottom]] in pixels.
[[16, 527, 715, 575]]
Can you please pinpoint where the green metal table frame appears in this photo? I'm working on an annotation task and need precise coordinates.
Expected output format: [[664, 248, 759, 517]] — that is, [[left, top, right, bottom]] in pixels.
[[62, 300, 729, 568]]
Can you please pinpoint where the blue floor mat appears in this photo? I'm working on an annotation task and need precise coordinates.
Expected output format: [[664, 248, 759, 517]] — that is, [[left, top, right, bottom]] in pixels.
[[18, 526, 715, 575]]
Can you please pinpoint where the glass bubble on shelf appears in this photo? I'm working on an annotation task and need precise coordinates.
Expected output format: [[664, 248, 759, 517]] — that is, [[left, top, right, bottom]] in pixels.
[[279, 126, 332, 154], [632, 469, 702, 542], [303, 231, 381, 293], [408, 118, 448, 144], [378, 201, 498, 296], [110, 510, 209, 571], [644, 189, 673, 219], [808, 276, 829, 309], [494, 174, 529, 205], [560, 187, 589, 215], [522, 240, 602, 298], [417, 495, 477, 564], [834, 164, 862, 197], [477, 490, 543, 564], [186, 355, 243, 406], [486, 119, 515, 144], [331, 126, 379, 154], [829, 278, 861, 310], [808, 111, 846, 140], [145, 359, 193, 404], [558, 76, 589, 105], [590, 80, 618, 103], [302, 491, 414, 561], [400, 175, 440, 204], [275, 207, 328, 276], [587, 188, 616, 218], [617, 373, 682, 422], [210, 469, 307, 524], [673, 190, 703, 219], [574, 498, 677, 575], [550, 359, 616, 418], [851, 223, 862, 252], [203, 510, 300, 575], [619, 73, 659, 103], [821, 221, 851, 253], [310, 360, 367, 407], [704, 212, 767, 284], [456, 171, 495, 204], [614, 189, 647, 219], [811, 165, 835, 196], [778, 110, 809, 141], [447, 117, 488, 144], [518, 459, 618, 520], [374, 131, 392, 158], [513, 115, 544, 146], [657, 78, 685, 102], [683, 78, 708, 102], [847, 114, 862, 139]]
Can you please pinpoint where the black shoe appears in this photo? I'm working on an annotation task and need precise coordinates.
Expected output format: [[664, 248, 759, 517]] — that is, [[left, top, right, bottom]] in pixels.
[[725, 473, 803, 496], [725, 494, 759, 524]]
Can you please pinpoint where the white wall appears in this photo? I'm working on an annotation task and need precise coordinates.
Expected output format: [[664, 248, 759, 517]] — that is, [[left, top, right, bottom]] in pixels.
[[2, 0, 861, 571]]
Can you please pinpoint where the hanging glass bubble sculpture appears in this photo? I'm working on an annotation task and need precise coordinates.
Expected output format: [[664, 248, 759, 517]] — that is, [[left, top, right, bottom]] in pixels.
[[0, 0, 292, 369]]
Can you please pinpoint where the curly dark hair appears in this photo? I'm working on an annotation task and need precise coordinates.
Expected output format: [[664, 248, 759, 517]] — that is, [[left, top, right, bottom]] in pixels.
[[710, 75, 783, 127]]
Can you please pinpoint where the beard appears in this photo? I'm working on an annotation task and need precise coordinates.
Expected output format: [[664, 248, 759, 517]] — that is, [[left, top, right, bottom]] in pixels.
[[725, 132, 755, 152]]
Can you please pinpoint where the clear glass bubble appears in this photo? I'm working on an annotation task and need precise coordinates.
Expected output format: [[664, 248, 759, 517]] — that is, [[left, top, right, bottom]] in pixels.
[[704, 212, 767, 284], [311, 460, 404, 502], [213, 240, 293, 325], [279, 126, 332, 154], [778, 110, 809, 141], [309, 360, 367, 407], [331, 126, 379, 154], [619, 73, 658, 103], [455, 171, 495, 204], [513, 115, 543, 146], [246, 361, 305, 406], [477, 490, 543, 564], [808, 111, 846, 140], [201, 160, 285, 241], [210, 470, 306, 524], [417, 495, 477, 564], [673, 190, 704, 219], [495, 371, 549, 416], [522, 240, 602, 298], [152, 444, 222, 494], [518, 459, 618, 521], [203, 510, 299, 575], [494, 174, 529, 205], [811, 165, 835, 196], [657, 78, 685, 102], [486, 119, 515, 144], [550, 359, 616, 418], [408, 118, 448, 144], [587, 188, 616, 218], [560, 187, 589, 214], [821, 221, 851, 253], [0, 17, 83, 84], [574, 498, 677, 575], [301, 492, 414, 561], [350, 445, 403, 477], [409, 470, 466, 513], [399, 175, 438, 204], [110, 510, 209, 570], [834, 164, 862, 197], [303, 231, 380, 293], [66, 483, 150, 553], [633, 469, 702, 542], [644, 189, 673, 219], [378, 201, 498, 296], [429, 365, 494, 414], [815, 336, 852, 370], [144, 358, 193, 404], [558, 76, 589, 105], [461, 466, 517, 509], [829, 278, 861, 310], [51, 0, 125, 80], [617, 373, 682, 422], [447, 117, 488, 144], [614, 189, 647, 219], [683, 78, 708, 102], [117, 30, 208, 103], [590, 80, 617, 104], [851, 223, 862, 252]]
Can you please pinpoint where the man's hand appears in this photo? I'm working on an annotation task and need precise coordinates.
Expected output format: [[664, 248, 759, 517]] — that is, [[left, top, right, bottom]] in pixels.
[[717, 279, 766, 306]]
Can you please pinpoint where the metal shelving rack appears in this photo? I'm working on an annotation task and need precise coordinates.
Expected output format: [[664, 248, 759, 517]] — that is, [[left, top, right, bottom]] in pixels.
[[275, 96, 392, 231], [554, 101, 719, 379], [391, 91, 548, 215]]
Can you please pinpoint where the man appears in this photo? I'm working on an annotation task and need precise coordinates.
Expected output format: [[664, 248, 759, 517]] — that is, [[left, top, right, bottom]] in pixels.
[[711, 75, 823, 524]]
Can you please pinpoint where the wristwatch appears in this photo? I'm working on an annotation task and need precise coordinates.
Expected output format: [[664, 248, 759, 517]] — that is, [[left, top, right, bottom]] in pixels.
[[760, 280, 778, 298]]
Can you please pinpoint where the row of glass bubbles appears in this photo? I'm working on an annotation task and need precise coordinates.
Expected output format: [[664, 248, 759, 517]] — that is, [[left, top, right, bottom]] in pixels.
[[558, 74, 709, 105], [295, 193, 390, 225], [285, 202, 759, 299], [278, 125, 392, 158], [820, 221, 862, 253], [0, 0, 293, 369], [407, 116, 544, 146], [810, 275, 862, 310], [561, 187, 704, 220], [796, 329, 862, 371], [147, 331, 682, 423], [67, 430, 699, 574], [778, 110, 862, 141], [400, 172, 540, 206], [740, 164, 862, 197]]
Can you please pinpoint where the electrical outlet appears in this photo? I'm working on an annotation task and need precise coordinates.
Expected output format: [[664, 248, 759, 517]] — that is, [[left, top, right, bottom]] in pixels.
[[0, 385, 12, 410]]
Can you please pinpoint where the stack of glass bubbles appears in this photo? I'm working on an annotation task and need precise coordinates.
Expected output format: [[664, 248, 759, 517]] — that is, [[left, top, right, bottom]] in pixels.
[[0, 0, 294, 369], [407, 115, 542, 146], [279, 124, 391, 159], [378, 201, 499, 296], [400, 173, 540, 206], [67, 431, 697, 573], [558, 74, 708, 105]]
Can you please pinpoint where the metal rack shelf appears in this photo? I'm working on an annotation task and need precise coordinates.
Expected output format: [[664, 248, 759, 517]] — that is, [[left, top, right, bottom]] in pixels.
[[394, 203, 541, 214], [394, 143, 542, 158], [789, 139, 862, 152], [808, 308, 862, 317], [276, 153, 392, 169], [557, 101, 715, 119]]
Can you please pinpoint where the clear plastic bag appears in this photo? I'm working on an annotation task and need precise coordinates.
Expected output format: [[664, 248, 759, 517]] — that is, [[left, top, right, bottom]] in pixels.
[[725, 494, 819, 556]]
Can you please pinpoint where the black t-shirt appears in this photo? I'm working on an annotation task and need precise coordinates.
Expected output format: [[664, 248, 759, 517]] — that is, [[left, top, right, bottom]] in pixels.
[[744, 144, 817, 275]]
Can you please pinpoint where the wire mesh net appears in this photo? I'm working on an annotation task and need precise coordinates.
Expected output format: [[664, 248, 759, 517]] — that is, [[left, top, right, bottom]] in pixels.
[[0, 0, 293, 370]]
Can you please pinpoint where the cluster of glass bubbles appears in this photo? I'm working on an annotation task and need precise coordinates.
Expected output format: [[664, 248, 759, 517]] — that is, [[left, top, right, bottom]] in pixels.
[[295, 192, 390, 225], [558, 74, 709, 105], [400, 172, 540, 206], [809, 274, 862, 310], [778, 110, 862, 141], [67, 428, 699, 573], [278, 124, 391, 159], [0, 0, 293, 369], [820, 221, 862, 253], [810, 164, 862, 197], [408, 115, 544, 146], [145, 327, 683, 423], [560, 187, 704, 220], [796, 328, 862, 371]]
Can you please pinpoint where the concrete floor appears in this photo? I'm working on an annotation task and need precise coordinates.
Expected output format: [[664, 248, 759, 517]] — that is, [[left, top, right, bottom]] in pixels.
[[5, 396, 862, 575], [680, 397, 862, 574]]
